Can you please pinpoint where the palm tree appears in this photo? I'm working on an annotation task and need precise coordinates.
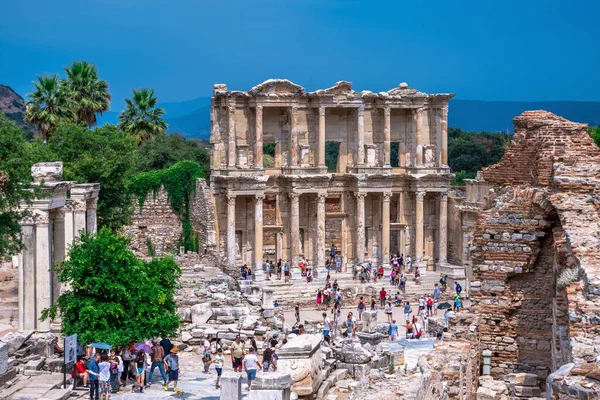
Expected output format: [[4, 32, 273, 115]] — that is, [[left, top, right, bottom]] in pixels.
[[25, 74, 72, 141], [63, 61, 111, 127], [118, 89, 168, 142]]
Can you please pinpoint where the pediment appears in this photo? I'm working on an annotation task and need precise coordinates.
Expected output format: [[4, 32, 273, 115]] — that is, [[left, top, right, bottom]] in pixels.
[[249, 79, 305, 96], [387, 82, 426, 97], [314, 81, 354, 95]]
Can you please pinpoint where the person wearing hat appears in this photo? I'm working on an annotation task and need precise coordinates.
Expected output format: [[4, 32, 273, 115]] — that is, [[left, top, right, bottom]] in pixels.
[[163, 347, 180, 393]]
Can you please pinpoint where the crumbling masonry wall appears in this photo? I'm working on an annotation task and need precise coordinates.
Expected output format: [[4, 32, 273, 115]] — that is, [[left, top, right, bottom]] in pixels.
[[469, 111, 600, 384]]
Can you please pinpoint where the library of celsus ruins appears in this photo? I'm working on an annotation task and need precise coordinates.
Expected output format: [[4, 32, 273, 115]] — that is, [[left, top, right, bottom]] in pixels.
[[209, 79, 454, 277]]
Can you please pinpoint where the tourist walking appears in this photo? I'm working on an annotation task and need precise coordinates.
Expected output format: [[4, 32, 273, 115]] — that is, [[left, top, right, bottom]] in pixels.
[[262, 346, 274, 372], [414, 266, 421, 285], [87, 353, 100, 400], [403, 302, 411, 323], [455, 281, 462, 296], [335, 253, 342, 272], [426, 295, 434, 316], [202, 337, 212, 373], [231, 335, 244, 372], [406, 320, 413, 339], [243, 348, 262, 390], [163, 347, 180, 393], [385, 302, 393, 323], [316, 289, 323, 308], [357, 296, 366, 320], [433, 283, 441, 301], [284, 262, 290, 282], [388, 319, 399, 341], [214, 349, 224, 388], [148, 340, 167, 386], [322, 312, 331, 338], [379, 287, 387, 307], [98, 354, 112, 400], [295, 304, 300, 323], [265, 262, 271, 280], [342, 312, 356, 337], [134, 350, 147, 391], [277, 259, 282, 280], [330, 244, 337, 262]]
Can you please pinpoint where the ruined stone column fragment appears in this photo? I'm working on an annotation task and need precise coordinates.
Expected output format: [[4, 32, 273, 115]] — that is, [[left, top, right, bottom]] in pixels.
[[35, 212, 52, 332], [316, 193, 326, 267], [289, 193, 300, 267], [415, 108, 425, 166]]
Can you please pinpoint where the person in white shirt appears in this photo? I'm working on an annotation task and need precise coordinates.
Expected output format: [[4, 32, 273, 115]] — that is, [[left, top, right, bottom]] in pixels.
[[322, 312, 331, 338], [213, 349, 224, 388], [243, 348, 262, 390], [98, 354, 113, 400]]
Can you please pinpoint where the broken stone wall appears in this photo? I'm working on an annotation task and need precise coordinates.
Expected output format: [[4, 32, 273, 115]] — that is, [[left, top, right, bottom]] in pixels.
[[189, 179, 217, 253], [469, 111, 600, 390]]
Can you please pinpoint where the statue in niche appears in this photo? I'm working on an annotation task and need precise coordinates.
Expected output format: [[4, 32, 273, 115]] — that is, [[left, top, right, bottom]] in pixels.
[[424, 147, 435, 167]]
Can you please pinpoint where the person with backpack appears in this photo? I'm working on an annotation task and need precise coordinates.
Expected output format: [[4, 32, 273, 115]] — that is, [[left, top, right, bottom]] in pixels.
[[202, 338, 212, 373], [357, 297, 366, 321], [163, 347, 180, 393]]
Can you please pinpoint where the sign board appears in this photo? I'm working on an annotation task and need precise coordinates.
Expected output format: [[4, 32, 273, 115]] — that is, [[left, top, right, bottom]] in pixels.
[[64, 334, 77, 365]]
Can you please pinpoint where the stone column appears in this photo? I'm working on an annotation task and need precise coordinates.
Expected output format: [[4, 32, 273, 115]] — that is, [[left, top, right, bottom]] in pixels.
[[52, 209, 65, 303], [254, 194, 265, 282], [220, 371, 242, 400], [316, 193, 326, 268], [289, 193, 300, 267], [86, 198, 97, 234], [73, 200, 87, 240], [357, 105, 365, 166], [19, 220, 35, 331], [289, 106, 298, 166], [35, 212, 52, 331], [439, 192, 448, 264], [226, 194, 237, 270], [383, 106, 391, 167], [382, 192, 392, 266], [318, 106, 326, 168], [228, 104, 236, 168], [355, 192, 367, 262], [441, 105, 449, 166], [254, 105, 263, 168], [64, 203, 74, 255], [415, 108, 425, 166], [415, 192, 425, 261]]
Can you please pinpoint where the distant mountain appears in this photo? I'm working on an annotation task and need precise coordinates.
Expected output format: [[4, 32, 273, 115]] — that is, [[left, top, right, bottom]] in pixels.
[[449, 100, 600, 133], [0, 85, 28, 128]]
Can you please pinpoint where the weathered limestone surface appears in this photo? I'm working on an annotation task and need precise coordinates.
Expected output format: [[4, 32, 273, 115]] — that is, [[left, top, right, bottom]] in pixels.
[[468, 111, 600, 392], [210, 79, 453, 273], [276, 334, 323, 396]]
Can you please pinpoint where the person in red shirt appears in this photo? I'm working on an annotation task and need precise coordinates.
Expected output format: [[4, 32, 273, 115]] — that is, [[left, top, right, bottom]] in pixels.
[[72, 357, 89, 386], [377, 266, 384, 279], [379, 287, 387, 307]]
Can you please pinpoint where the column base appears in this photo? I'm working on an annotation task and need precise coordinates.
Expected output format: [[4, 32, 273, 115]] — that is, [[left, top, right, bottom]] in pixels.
[[254, 270, 266, 282]]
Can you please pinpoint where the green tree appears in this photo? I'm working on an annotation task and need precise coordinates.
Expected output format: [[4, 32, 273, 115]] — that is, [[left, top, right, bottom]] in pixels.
[[29, 124, 137, 230], [63, 61, 111, 127], [136, 133, 209, 176], [119, 88, 167, 142], [25, 74, 72, 140], [0, 114, 35, 258], [590, 127, 600, 148], [41, 229, 181, 347]]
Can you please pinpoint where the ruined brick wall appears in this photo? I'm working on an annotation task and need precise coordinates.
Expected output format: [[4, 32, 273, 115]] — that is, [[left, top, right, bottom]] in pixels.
[[189, 179, 216, 253], [123, 185, 183, 255], [470, 111, 600, 386]]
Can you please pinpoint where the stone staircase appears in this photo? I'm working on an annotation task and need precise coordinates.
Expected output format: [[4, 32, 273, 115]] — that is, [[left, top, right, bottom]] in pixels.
[[263, 270, 442, 308]]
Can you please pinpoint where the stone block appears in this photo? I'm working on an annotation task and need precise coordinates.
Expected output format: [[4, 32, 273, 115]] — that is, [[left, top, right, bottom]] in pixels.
[[217, 315, 236, 324], [191, 303, 213, 324], [31, 162, 63, 182], [1, 331, 33, 354], [0, 342, 7, 375], [512, 384, 541, 397], [251, 372, 294, 390], [506, 372, 538, 386], [24, 356, 45, 370], [221, 371, 242, 400], [40, 388, 72, 400]]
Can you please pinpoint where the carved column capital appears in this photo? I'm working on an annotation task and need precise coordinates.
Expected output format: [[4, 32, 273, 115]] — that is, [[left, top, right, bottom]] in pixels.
[[317, 193, 327, 203], [72, 200, 87, 212], [227, 194, 237, 205], [53, 208, 65, 221], [86, 198, 98, 210], [440, 192, 449, 200], [290, 105, 299, 114], [319, 106, 326, 116], [383, 106, 391, 117], [254, 194, 265, 202], [228, 104, 236, 114], [383, 192, 393, 201], [354, 192, 368, 199], [255, 104, 263, 114], [358, 104, 365, 116], [34, 210, 50, 225], [416, 191, 426, 201], [289, 192, 300, 203]]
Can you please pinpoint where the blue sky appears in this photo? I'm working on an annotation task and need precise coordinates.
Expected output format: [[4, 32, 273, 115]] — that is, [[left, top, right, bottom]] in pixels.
[[1, 0, 598, 110]]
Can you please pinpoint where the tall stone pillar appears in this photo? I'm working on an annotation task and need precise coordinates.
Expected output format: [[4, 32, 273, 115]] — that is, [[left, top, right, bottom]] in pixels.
[[357, 105, 365, 166], [289, 106, 298, 166], [382, 192, 392, 266], [316, 193, 326, 267], [52, 209, 65, 302], [254, 194, 265, 281], [226, 194, 237, 270], [86, 198, 97, 234], [35, 212, 52, 332], [64, 203, 74, 254], [383, 107, 391, 167], [439, 192, 448, 264], [318, 107, 326, 168], [254, 105, 263, 168], [355, 192, 367, 262], [415, 192, 425, 261], [289, 193, 300, 267], [415, 108, 425, 166], [73, 200, 87, 240], [228, 104, 236, 168], [441, 105, 449, 166], [19, 221, 35, 331]]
